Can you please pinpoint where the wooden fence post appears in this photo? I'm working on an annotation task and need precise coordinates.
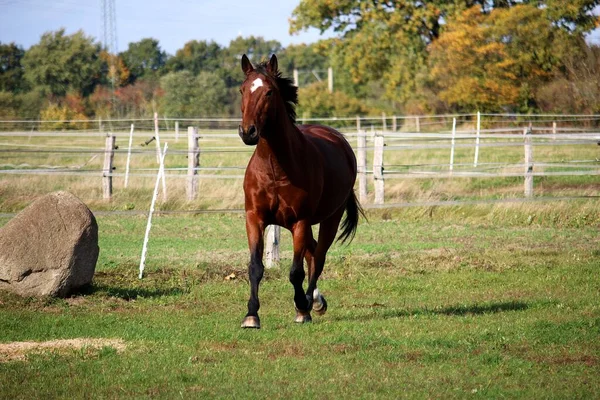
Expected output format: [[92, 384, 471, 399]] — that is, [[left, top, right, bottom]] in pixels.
[[187, 126, 199, 201], [356, 115, 361, 132], [552, 121, 557, 141], [265, 225, 280, 268], [357, 130, 367, 204], [392, 116, 397, 132], [102, 134, 116, 199], [382, 112, 387, 131], [373, 131, 385, 204], [524, 126, 534, 198], [415, 116, 420, 133]]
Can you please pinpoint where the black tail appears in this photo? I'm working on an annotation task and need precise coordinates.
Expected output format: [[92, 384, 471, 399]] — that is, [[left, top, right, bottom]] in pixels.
[[337, 191, 366, 244]]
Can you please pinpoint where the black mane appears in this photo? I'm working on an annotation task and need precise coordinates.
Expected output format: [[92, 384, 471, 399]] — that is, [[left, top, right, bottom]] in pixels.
[[256, 62, 298, 124]]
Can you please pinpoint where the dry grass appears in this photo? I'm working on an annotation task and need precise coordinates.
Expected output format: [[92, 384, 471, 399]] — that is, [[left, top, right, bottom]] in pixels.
[[0, 338, 127, 362], [1, 129, 598, 213]]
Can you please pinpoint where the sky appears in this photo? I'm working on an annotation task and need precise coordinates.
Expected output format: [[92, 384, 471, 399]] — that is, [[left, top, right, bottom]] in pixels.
[[0, 0, 334, 54]]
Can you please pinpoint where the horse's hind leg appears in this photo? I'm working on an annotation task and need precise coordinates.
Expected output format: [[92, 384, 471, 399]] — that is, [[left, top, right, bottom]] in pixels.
[[290, 221, 313, 323], [241, 212, 265, 329], [307, 209, 344, 316]]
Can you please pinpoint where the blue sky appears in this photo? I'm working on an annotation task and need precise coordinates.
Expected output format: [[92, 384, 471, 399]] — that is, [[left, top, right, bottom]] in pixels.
[[0, 0, 333, 54]]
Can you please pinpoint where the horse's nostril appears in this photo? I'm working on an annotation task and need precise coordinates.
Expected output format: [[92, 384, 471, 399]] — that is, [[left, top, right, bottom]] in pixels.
[[248, 125, 257, 136]]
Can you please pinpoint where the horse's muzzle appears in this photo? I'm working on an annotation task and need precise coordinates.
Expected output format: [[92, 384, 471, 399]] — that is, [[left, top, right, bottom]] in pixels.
[[239, 124, 259, 146]]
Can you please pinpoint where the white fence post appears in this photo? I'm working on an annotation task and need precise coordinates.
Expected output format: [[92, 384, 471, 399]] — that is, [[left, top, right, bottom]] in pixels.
[[392, 115, 397, 132], [139, 143, 168, 279], [450, 118, 456, 172], [187, 126, 199, 201], [356, 115, 361, 132], [382, 112, 387, 131], [124, 124, 134, 188], [154, 112, 167, 201], [265, 225, 280, 268], [415, 116, 420, 133], [524, 126, 534, 197], [373, 131, 385, 205], [357, 130, 367, 204], [474, 111, 481, 167], [102, 134, 115, 199], [175, 121, 179, 143]]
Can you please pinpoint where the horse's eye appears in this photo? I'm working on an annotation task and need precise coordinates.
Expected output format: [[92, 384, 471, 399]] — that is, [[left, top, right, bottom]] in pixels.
[[266, 90, 273, 97]]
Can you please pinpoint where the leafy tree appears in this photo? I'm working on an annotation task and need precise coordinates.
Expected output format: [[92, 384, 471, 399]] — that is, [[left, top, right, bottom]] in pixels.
[[0, 42, 26, 93], [160, 70, 227, 117], [22, 29, 103, 97], [278, 43, 329, 85], [429, 7, 519, 112], [226, 36, 282, 64], [100, 51, 131, 87], [297, 81, 376, 123], [289, 0, 600, 108], [537, 44, 600, 114], [166, 40, 223, 75], [430, 4, 580, 112], [120, 38, 167, 82]]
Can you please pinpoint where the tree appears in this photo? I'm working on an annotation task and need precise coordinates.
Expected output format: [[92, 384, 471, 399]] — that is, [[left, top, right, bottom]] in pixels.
[[0, 42, 26, 93], [166, 40, 223, 75], [296, 81, 376, 124], [429, 7, 520, 112], [289, 0, 600, 108], [160, 70, 228, 117], [22, 29, 103, 97], [430, 4, 581, 112], [100, 51, 131, 87], [120, 38, 167, 82], [226, 36, 282, 63]]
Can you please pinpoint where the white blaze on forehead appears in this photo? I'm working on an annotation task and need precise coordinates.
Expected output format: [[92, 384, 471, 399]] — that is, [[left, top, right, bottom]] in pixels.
[[250, 78, 264, 93]]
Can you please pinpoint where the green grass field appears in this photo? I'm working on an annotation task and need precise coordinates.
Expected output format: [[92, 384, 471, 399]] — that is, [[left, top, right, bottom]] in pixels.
[[1, 204, 599, 399]]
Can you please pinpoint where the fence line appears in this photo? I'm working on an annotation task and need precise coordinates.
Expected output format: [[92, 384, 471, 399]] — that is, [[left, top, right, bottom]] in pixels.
[[1, 123, 598, 203]]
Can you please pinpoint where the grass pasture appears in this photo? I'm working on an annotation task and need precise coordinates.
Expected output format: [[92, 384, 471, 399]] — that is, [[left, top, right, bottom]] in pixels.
[[0, 204, 599, 399], [0, 123, 598, 398]]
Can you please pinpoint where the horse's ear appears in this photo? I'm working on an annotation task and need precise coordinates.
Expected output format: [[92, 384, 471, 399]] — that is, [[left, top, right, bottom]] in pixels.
[[267, 54, 278, 75], [241, 54, 254, 75]]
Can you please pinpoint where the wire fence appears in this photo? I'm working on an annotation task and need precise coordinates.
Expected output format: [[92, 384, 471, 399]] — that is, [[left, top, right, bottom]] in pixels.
[[1, 113, 599, 212]]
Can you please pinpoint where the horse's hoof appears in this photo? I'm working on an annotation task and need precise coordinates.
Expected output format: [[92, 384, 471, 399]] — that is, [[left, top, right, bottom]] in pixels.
[[241, 316, 261, 329], [312, 296, 328, 316], [294, 311, 312, 324]]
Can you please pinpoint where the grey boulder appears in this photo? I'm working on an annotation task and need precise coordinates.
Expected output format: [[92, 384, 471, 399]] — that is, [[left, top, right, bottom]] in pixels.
[[0, 191, 99, 297]]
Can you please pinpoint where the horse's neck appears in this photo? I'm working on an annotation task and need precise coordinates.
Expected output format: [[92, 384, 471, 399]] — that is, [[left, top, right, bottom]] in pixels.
[[256, 117, 307, 178]]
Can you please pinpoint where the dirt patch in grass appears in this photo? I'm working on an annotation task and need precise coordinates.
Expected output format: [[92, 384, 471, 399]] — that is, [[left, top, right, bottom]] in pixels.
[[0, 338, 126, 362]]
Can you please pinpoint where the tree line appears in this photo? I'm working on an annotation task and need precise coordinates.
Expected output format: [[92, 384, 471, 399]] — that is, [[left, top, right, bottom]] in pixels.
[[1, 0, 599, 127]]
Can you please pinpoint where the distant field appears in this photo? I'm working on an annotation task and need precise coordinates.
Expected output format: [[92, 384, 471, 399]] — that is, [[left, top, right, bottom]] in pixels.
[[0, 126, 598, 213], [0, 205, 599, 398]]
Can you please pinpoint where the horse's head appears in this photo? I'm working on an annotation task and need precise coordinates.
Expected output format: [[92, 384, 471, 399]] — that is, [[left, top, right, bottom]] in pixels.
[[238, 54, 284, 146]]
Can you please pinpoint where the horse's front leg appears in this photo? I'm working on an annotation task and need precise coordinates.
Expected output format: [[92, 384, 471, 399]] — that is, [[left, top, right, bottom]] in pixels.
[[290, 221, 314, 323], [241, 211, 265, 329]]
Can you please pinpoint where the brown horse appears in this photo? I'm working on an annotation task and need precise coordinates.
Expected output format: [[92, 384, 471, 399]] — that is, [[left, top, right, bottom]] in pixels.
[[238, 54, 363, 329]]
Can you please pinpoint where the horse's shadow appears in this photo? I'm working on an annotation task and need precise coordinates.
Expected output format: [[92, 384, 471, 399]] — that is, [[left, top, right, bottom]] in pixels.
[[333, 300, 529, 322], [75, 284, 185, 300]]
